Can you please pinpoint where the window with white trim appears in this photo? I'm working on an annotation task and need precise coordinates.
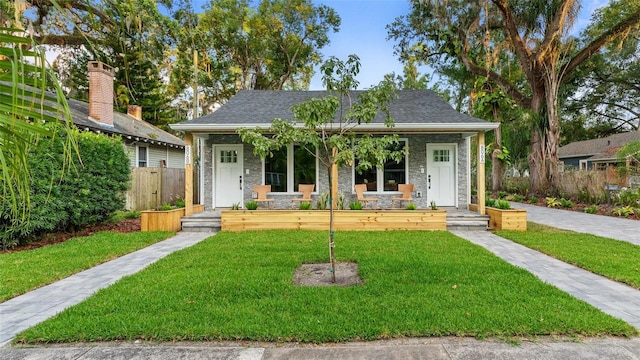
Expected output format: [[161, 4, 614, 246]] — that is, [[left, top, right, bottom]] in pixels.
[[354, 139, 408, 192], [264, 145, 317, 192], [137, 146, 148, 167]]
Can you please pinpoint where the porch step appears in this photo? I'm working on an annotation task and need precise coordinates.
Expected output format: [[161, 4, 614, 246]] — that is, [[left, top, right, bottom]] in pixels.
[[446, 211, 489, 231], [181, 214, 221, 232]]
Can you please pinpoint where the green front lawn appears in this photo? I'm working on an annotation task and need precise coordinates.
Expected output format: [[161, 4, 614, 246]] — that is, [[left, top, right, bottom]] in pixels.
[[0, 231, 174, 302], [498, 222, 640, 289], [16, 230, 635, 343]]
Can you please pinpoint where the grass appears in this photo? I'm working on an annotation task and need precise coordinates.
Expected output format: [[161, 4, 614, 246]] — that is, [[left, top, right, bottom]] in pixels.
[[15, 230, 636, 344], [0, 231, 174, 302], [497, 222, 640, 289]]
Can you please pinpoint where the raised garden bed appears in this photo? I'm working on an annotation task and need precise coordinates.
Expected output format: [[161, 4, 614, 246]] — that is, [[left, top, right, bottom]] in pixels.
[[221, 209, 447, 231], [141, 204, 205, 232], [468, 204, 527, 231]]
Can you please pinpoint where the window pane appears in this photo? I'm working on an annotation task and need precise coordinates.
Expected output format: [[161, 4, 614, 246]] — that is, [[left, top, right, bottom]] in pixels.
[[265, 147, 287, 192], [138, 147, 147, 167], [294, 145, 316, 190], [354, 161, 378, 191], [383, 141, 406, 191]]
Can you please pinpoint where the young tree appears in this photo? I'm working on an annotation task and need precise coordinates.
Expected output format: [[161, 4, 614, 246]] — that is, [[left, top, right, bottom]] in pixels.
[[389, 0, 640, 194], [238, 55, 403, 282]]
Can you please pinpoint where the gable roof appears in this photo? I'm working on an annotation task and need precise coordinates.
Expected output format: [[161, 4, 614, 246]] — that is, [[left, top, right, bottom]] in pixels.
[[66, 98, 185, 148], [171, 90, 498, 133], [558, 131, 640, 161]]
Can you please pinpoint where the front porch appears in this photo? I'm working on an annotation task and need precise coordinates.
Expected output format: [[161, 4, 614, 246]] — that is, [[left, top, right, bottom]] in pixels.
[[180, 207, 489, 232]]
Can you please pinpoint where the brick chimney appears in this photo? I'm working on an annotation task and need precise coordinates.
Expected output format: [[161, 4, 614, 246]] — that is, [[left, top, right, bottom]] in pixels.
[[127, 105, 142, 120], [88, 61, 115, 126]]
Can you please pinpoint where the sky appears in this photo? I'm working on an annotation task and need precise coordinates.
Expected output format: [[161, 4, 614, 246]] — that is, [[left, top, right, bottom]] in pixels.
[[307, 0, 413, 90], [304, 0, 609, 90]]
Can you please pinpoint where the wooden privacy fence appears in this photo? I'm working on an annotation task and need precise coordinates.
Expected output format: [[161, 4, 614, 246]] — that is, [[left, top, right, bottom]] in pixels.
[[125, 167, 185, 211]]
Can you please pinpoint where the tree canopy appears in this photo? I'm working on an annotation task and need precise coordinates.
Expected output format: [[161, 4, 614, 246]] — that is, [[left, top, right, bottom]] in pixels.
[[389, 0, 640, 194]]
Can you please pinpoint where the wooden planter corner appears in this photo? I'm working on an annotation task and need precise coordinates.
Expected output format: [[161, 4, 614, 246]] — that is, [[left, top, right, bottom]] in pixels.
[[221, 209, 447, 232], [486, 207, 527, 231], [141, 204, 205, 232]]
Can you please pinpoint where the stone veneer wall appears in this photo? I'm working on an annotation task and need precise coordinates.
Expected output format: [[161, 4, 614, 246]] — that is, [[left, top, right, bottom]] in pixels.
[[204, 133, 469, 209]]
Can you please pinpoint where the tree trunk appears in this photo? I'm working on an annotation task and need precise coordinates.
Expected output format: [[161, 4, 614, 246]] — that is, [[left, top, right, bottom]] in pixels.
[[527, 68, 561, 195], [327, 163, 336, 283]]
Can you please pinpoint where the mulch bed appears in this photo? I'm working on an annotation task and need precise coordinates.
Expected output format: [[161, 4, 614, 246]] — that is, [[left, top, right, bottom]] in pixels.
[[528, 199, 640, 221], [2, 218, 141, 254]]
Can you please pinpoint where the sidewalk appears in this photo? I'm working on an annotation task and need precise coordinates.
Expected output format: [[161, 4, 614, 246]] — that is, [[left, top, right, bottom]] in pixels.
[[1, 337, 640, 359], [0, 231, 214, 347], [513, 202, 640, 245]]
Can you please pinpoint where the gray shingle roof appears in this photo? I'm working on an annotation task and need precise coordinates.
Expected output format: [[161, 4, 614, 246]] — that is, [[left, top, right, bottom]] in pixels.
[[66, 98, 184, 147], [172, 90, 497, 132], [558, 131, 640, 159]]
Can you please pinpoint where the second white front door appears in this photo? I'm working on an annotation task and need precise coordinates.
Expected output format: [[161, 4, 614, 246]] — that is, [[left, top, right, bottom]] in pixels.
[[426, 144, 456, 207], [214, 145, 244, 208]]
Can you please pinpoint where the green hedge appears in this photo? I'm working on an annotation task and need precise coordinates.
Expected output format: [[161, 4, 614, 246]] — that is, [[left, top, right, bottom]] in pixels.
[[0, 132, 130, 249]]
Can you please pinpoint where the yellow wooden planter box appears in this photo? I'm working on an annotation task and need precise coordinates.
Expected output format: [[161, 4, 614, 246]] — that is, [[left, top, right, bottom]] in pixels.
[[221, 209, 447, 232], [141, 204, 205, 232], [485, 207, 527, 231]]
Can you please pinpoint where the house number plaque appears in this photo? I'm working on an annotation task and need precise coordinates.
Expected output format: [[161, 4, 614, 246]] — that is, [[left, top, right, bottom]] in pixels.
[[185, 145, 191, 165]]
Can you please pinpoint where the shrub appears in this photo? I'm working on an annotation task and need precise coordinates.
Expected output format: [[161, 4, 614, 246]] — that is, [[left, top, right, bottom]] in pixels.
[[430, 200, 438, 210], [174, 197, 186, 208], [405, 202, 417, 210], [528, 196, 538, 204], [159, 203, 173, 211], [583, 205, 598, 214], [299, 201, 312, 210], [497, 191, 508, 199], [316, 192, 329, 210], [337, 192, 345, 210], [495, 200, 511, 210], [349, 201, 363, 210], [0, 132, 130, 249], [231, 202, 240, 210], [245, 201, 259, 210], [485, 198, 497, 208], [616, 188, 640, 207], [560, 198, 574, 208], [612, 206, 635, 217], [546, 197, 561, 208], [513, 194, 526, 202]]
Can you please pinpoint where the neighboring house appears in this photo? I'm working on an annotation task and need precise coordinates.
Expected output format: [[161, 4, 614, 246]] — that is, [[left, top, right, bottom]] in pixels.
[[171, 90, 498, 210], [558, 129, 640, 171], [70, 61, 186, 168]]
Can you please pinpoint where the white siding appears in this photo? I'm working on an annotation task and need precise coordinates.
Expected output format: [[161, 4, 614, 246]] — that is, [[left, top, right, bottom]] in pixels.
[[167, 148, 185, 168], [148, 146, 166, 168], [124, 143, 136, 167]]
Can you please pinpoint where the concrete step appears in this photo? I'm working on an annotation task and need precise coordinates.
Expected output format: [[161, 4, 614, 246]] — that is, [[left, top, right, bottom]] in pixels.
[[446, 220, 489, 231], [181, 216, 220, 222], [181, 221, 221, 232]]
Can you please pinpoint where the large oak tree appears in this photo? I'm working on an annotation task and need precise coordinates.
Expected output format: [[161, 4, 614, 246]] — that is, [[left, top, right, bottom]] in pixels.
[[389, 0, 640, 193]]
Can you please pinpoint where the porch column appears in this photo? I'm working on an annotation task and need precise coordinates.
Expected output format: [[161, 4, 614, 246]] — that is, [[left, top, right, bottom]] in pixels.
[[331, 148, 338, 209], [477, 132, 486, 215], [185, 132, 193, 217]]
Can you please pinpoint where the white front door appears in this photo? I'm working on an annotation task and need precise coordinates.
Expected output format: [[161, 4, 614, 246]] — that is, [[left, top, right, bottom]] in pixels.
[[426, 144, 456, 207], [214, 145, 243, 208]]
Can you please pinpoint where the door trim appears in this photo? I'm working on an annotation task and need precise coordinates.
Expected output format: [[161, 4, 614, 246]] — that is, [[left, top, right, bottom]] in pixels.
[[212, 144, 244, 209], [426, 143, 458, 207]]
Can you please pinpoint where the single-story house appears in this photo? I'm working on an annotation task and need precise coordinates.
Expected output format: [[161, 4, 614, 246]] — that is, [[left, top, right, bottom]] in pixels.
[[170, 90, 498, 212], [559, 129, 640, 171], [74, 61, 186, 168]]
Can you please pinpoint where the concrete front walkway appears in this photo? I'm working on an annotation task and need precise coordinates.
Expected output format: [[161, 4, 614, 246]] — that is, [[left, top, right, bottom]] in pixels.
[[0, 232, 214, 347], [513, 202, 640, 245], [451, 230, 640, 330], [451, 200, 640, 330]]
